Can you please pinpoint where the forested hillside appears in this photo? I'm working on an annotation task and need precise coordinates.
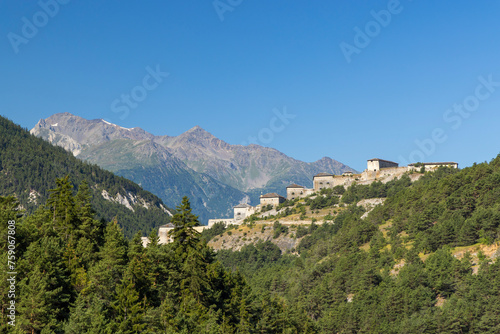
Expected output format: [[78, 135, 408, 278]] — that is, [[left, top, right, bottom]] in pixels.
[[207, 157, 500, 333], [3, 109, 500, 332], [3, 158, 500, 333], [0, 187, 313, 333], [0, 116, 172, 237]]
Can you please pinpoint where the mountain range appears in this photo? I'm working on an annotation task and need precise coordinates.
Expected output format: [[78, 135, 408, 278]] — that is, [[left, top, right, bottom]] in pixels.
[[31, 113, 357, 223]]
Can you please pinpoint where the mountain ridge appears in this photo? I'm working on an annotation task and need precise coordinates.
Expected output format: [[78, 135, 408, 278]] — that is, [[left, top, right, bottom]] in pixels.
[[31, 113, 357, 222]]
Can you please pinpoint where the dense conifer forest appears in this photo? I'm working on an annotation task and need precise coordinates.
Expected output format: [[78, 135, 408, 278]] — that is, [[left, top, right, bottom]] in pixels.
[[0, 183, 313, 333], [209, 158, 500, 333]]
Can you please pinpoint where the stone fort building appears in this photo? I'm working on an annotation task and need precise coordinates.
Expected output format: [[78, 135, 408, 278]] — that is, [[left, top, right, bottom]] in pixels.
[[291, 158, 457, 198], [143, 157, 458, 245]]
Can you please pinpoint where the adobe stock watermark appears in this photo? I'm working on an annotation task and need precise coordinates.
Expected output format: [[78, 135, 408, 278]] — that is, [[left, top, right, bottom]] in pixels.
[[213, 0, 243, 22], [6, 219, 17, 327], [110, 65, 169, 120], [339, 0, 411, 64], [399, 74, 499, 165], [241, 107, 296, 146], [7, 0, 71, 54]]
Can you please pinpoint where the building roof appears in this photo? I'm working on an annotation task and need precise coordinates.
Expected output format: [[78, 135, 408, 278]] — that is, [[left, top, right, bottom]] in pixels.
[[342, 171, 353, 174], [313, 172, 334, 178], [260, 192, 285, 199], [159, 223, 175, 229], [367, 158, 398, 164], [286, 183, 304, 189], [408, 162, 458, 166], [233, 203, 252, 208]]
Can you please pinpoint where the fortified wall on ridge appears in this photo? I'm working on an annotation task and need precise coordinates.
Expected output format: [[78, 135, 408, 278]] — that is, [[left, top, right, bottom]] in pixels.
[[143, 158, 457, 246]]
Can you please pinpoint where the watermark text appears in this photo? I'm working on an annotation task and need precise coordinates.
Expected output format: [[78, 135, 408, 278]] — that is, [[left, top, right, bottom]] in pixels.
[[7, 0, 71, 54], [6, 220, 17, 326], [340, 0, 407, 63], [399, 74, 499, 165], [110, 65, 169, 120], [241, 107, 296, 146], [213, 0, 243, 22]]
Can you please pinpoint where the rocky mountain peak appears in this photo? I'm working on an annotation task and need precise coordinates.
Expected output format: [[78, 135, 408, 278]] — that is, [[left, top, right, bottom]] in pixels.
[[189, 125, 203, 131], [182, 125, 215, 139], [170, 125, 229, 151], [33, 118, 47, 128]]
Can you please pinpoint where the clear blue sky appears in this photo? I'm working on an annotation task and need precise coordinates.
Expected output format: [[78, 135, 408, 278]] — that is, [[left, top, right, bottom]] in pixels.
[[1, 1, 500, 171]]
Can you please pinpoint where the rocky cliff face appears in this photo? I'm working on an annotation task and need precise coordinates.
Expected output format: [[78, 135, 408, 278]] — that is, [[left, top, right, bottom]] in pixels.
[[208, 224, 303, 253], [31, 113, 357, 223]]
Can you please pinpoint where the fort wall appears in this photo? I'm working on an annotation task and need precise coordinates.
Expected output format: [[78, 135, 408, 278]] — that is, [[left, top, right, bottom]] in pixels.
[[145, 157, 458, 246]]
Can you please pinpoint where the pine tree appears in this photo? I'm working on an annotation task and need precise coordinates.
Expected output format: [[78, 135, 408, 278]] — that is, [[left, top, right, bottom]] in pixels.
[[86, 222, 124, 282], [82, 220, 128, 313], [124, 233, 156, 305], [109, 278, 146, 333], [17, 265, 53, 334], [180, 247, 211, 306], [99, 220, 129, 270], [170, 196, 201, 257], [75, 180, 94, 224], [63, 293, 109, 334], [46, 175, 76, 240], [75, 180, 104, 247]]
